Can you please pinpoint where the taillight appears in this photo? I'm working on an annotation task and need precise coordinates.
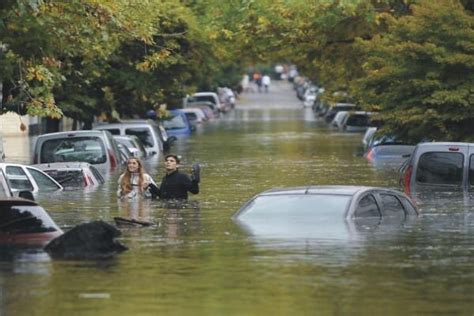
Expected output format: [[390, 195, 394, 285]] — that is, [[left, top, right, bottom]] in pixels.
[[365, 148, 375, 162], [108, 149, 117, 169], [403, 165, 413, 195], [87, 175, 93, 185], [83, 175, 88, 186]]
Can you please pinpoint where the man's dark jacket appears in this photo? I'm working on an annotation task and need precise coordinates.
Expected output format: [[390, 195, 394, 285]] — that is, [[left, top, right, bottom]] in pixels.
[[151, 170, 199, 200]]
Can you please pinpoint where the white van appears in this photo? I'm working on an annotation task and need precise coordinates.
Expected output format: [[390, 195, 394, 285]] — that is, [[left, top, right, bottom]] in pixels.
[[94, 120, 170, 157], [33, 130, 123, 172]]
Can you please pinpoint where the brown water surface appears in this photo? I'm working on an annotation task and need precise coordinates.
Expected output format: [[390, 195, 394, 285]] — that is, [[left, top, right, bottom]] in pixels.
[[1, 82, 473, 315]]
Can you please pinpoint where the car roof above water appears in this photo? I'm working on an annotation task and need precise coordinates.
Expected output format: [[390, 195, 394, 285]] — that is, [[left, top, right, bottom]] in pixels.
[[259, 185, 380, 196]]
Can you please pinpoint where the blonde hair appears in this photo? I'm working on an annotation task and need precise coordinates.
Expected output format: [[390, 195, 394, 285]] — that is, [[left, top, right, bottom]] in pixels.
[[120, 158, 146, 194]]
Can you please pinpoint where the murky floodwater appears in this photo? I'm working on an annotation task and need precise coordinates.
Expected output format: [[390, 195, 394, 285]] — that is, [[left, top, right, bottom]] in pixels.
[[1, 82, 473, 315]]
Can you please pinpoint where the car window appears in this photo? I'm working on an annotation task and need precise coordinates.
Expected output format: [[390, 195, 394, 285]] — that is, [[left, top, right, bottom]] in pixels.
[[27, 168, 61, 191], [238, 194, 351, 219], [40, 137, 107, 165], [416, 152, 463, 185], [354, 194, 380, 218], [0, 170, 12, 198], [379, 194, 406, 218], [185, 113, 198, 121], [346, 114, 369, 127], [125, 128, 154, 148], [104, 128, 120, 135], [0, 204, 59, 233], [5, 166, 34, 191]]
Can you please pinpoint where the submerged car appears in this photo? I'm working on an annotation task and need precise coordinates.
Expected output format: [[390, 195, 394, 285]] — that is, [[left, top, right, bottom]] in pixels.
[[33, 162, 104, 188], [0, 198, 63, 246], [0, 163, 63, 194], [161, 109, 193, 138], [233, 186, 418, 223]]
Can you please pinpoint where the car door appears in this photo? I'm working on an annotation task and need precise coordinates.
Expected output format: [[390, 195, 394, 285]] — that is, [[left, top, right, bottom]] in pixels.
[[26, 167, 63, 191]]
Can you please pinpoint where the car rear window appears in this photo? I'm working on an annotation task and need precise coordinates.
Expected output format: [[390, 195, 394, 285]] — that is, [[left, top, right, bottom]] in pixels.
[[40, 137, 106, 165], [0, 204, 59, 233], [346, 114, 370, 127], [416, 152, 463, 185], [125, 128, 154, 148], [193, 96, 216, 104], [44, 170, 84, 187]]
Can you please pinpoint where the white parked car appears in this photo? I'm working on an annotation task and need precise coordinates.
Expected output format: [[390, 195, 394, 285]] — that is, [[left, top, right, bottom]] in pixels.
[[181, 108, 208, 126], [0, 163, 63, 194]]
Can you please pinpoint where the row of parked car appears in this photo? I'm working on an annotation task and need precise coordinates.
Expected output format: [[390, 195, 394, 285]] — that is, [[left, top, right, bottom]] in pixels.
[[0, 87, 238, 247], [293, 75, 474, 200]]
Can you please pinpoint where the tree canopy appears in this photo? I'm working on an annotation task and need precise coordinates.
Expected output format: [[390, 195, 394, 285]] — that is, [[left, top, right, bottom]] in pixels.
[[1, 0, 473, 141]]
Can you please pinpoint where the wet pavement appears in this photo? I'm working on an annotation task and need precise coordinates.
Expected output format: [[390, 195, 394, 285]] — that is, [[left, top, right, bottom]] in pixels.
[[1, 81, 473, 315]]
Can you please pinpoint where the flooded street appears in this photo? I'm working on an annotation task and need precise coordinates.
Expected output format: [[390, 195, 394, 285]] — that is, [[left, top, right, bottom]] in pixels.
[[2, 82, 473, 315]]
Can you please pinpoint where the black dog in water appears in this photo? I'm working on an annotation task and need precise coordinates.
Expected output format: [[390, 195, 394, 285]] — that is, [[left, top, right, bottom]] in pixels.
[[45, 221, 128, 259]]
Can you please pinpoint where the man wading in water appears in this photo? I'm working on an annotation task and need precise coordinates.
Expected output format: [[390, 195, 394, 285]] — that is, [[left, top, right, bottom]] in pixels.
[[149, 154, 200, 201]]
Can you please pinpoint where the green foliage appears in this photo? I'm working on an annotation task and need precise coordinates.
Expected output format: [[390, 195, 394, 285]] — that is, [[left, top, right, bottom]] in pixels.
[[355, 0, 474, 142]]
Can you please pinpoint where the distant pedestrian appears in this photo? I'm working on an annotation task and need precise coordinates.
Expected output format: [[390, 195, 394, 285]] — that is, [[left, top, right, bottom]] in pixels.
[[253, 72, 262, 92], [262, 74, 271, 93]]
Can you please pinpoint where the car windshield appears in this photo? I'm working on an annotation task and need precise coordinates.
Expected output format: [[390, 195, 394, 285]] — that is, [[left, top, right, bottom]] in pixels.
[[125, 128, 154, 148], [40, 137, 106, 165], [346, 114, 370, 126], [237, 194, 351, 220], [0, 204, 60, 233], [162, 114, 187, 129]]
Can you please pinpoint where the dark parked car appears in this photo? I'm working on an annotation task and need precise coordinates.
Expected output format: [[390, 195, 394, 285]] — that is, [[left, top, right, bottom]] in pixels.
[[234, 186, 418, 223]]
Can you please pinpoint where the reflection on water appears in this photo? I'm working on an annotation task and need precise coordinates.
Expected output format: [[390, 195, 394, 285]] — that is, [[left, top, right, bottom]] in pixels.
[[1, 83, 473, 315]]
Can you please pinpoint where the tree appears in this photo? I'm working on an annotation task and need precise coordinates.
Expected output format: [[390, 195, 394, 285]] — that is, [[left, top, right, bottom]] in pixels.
[[355, 0, 474, 142]]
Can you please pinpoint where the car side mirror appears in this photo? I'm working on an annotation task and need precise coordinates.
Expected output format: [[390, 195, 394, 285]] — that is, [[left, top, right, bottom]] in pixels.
[[18, 190, 35, 201]]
